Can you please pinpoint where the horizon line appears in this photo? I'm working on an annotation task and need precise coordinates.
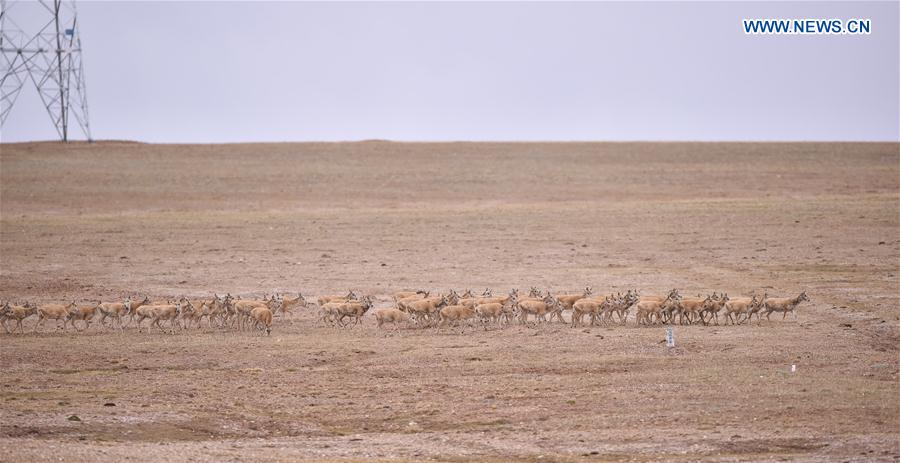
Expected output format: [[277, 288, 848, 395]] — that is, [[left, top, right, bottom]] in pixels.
[[2, 138, 899, 145]]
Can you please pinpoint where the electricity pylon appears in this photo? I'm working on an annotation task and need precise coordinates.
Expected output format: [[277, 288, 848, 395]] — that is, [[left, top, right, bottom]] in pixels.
[[1, 0, 91, 142]]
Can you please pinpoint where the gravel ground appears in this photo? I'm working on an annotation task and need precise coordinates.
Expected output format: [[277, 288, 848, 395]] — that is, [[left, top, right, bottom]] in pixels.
[[1, 141, 898, 462]]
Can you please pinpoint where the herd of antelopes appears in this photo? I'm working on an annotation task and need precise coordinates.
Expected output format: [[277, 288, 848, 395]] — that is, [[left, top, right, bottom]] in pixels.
[[0, 287, 811, 336]]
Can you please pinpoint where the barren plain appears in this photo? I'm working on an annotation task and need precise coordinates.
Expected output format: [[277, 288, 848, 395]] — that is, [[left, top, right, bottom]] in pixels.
[[0, 141, 898, 461]]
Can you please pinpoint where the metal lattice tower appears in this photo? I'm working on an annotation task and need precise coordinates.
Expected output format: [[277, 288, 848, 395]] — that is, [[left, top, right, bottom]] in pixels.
[[1, 0, 91, 142]]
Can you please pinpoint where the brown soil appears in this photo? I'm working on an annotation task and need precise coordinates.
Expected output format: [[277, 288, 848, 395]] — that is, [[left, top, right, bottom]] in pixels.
[[0, 141, 898, 462]]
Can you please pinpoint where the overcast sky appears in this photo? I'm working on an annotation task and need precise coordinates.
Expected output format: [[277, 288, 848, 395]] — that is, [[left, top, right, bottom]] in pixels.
[[1, 1, 898, 143]]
